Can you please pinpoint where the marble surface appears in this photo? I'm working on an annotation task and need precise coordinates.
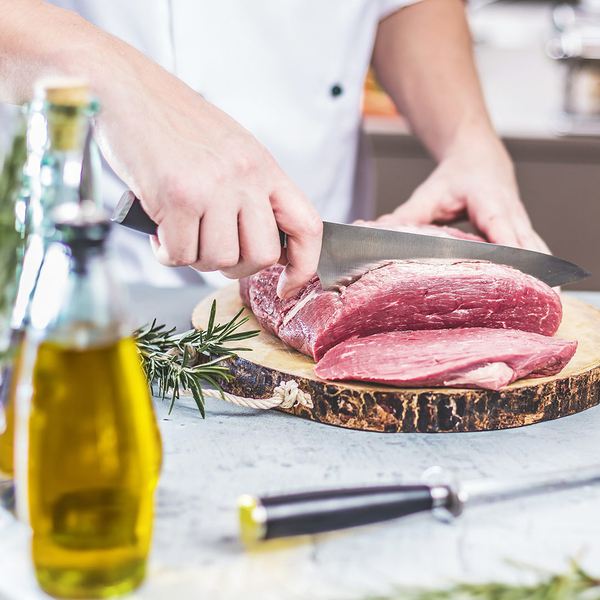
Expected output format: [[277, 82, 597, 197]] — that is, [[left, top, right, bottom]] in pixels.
[[1, 287, 599, 600]]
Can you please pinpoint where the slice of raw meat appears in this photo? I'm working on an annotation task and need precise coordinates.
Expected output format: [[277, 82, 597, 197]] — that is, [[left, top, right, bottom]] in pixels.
[[239, 260, 563, 361], [313, 328, 577, 391]]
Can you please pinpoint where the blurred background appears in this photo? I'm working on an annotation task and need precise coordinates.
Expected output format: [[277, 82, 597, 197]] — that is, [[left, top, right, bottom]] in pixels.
[[365, 0, 600, 290]]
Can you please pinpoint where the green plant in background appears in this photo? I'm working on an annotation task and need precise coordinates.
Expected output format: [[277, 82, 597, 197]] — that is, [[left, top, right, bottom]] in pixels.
[[0, 126, 27, 357], [370, 561, 600, 600], [134, 301, 259, 416]]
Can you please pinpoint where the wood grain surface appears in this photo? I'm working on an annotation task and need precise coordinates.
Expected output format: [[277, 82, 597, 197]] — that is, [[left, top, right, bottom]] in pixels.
[[192, 284, 600, 433]]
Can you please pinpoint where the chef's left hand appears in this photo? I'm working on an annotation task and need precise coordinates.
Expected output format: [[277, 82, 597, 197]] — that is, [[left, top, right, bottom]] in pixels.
[[372, 0, 549, 255], [376, 139, 550, 254]]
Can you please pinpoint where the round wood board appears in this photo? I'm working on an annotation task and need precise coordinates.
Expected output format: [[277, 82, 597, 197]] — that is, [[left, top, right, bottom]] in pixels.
[[192, 284, 600, 433]]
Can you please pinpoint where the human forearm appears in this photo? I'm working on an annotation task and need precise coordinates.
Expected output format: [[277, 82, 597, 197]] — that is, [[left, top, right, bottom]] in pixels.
[[372, 0, 496, 161], [372, 0, 548, 252], [0, 0, 105, 103], [0, 0, 322, 294], [0, 0, 170, 126]]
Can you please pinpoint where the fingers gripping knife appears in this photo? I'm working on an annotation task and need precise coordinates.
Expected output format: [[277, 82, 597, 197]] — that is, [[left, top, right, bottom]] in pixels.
[[112, 191, 590, 289], [238, 464, 600, 544], [112, 190, 288, 250]]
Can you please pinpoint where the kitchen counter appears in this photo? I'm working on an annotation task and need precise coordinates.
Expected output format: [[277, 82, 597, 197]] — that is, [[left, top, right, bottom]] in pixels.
[[1, 284, 600, 600]]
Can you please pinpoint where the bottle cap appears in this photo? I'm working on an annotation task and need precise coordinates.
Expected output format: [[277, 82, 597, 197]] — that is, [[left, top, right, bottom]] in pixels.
[[34, 77, 91, 151], [35, 77, 90, 106]]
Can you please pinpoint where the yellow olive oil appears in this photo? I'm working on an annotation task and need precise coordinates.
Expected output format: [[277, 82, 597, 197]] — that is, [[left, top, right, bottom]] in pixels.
[[0, 381, 15, 477], [0, 340, 24, 479], [28, 335, 161, 599]]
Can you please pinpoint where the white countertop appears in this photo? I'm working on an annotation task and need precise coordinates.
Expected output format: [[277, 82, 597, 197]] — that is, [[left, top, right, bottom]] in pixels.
[[1, 287, 600, 600]]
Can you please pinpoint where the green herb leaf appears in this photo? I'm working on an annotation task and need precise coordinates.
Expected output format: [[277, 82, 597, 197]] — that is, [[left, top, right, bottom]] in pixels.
[[0, 125, 27, 361], [370, 561, 600, 600], [134, 300, 259, 416]]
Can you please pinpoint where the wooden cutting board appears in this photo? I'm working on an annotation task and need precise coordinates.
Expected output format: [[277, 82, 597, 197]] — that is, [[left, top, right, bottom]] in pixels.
[[192, 284, 600, 433]]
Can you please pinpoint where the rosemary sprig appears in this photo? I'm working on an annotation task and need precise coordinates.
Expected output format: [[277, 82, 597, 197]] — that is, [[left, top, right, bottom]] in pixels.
[[134, 300, 259, 416], [371, 561, 600, 600], [0, 126, 27, 351]]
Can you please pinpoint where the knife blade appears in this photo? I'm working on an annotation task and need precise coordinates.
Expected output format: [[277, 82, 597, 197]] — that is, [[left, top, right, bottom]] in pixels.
[[111, 191, 591, 288], [237, 463, 600, 544], [319, 221, 590, 289]]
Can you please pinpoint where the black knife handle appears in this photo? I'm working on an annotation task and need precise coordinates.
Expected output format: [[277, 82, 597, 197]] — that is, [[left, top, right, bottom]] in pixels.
[[111, 191, 158, 236], [239, 484, 442, 544], [111, 190, 288, 247]]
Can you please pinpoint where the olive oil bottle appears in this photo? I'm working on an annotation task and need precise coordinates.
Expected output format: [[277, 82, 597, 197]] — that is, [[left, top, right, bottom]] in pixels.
[[0, 78, 93, 500], [0, 343, 21, 479], [0, 126, 27, 494], [16, 203, 161, 598]]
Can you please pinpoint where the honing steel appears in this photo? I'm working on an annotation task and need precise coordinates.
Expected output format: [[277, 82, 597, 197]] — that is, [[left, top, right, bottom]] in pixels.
[[237, 464, 600, 544], [112, 190, 591, 289]]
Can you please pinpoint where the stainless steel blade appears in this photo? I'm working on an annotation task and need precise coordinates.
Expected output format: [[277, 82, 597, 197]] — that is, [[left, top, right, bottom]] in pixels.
[[316, 222, 591, 290], [461, 464, 600, 507]]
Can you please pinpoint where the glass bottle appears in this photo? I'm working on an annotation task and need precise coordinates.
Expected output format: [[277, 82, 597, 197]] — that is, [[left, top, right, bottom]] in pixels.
[[0, 123, 27, 508], [15, 202, 162, 599], [0, 79, 93, 499]]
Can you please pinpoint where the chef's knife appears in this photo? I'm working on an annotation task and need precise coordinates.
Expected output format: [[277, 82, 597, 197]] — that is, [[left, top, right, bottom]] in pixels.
[[238, 463, 600, 544], [111, 191, 590, 288]]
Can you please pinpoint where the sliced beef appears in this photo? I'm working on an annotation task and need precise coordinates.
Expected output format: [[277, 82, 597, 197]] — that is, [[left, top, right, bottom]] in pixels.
[[314, 328, 577, 391], [240, 260, 563, 361]]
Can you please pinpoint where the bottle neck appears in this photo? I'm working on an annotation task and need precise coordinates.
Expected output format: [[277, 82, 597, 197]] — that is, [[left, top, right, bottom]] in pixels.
[[15, 100, 94, 331], [25, 101, 91, 240], [29, 242, 131, 349]]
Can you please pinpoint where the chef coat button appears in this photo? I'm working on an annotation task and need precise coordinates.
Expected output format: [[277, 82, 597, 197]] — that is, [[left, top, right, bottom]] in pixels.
[[331, 84, 343, 97]]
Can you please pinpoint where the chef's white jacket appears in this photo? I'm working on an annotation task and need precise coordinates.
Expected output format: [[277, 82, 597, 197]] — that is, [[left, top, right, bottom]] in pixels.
[[19, 0, 423, 285]]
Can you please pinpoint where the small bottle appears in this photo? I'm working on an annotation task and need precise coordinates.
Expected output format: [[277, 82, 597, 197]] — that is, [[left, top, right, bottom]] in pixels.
[[0, 127, 27, 504], [0, 78, 94, 500], [16, 202, 161, 598]]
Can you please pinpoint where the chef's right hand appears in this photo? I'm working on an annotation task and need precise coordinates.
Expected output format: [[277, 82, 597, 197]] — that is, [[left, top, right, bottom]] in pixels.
[[91, 34, 321, 299], [0, 0, 321, 297]]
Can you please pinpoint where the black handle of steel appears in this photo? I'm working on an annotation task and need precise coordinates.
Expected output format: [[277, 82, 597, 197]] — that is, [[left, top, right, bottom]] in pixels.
[[111, 190, 288, 246], [239, 484, 436, 543]]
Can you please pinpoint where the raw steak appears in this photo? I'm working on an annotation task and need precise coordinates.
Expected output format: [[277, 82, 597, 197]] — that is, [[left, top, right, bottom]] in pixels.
[[313, 328, 577, 391], [239, 260, 563, 361]]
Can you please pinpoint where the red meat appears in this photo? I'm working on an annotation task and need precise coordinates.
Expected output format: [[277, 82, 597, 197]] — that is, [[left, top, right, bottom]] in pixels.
[[240, 260, 563, 361], [313, 328, 577, 391]]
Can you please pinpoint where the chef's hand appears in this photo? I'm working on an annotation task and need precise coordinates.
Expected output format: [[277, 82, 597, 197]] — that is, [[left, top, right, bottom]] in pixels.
[[376, 139, 550, 253], [371, 0, 549, 255], [95, 66, 321, 300], [0, 0, 322, 298]]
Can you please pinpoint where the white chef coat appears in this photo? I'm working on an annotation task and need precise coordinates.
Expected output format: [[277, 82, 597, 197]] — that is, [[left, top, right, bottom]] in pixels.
[[30, 0, 423, 286]]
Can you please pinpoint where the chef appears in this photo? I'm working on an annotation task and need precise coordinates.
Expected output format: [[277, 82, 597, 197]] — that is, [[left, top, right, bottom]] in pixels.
[[0, 0, 549, 297]]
